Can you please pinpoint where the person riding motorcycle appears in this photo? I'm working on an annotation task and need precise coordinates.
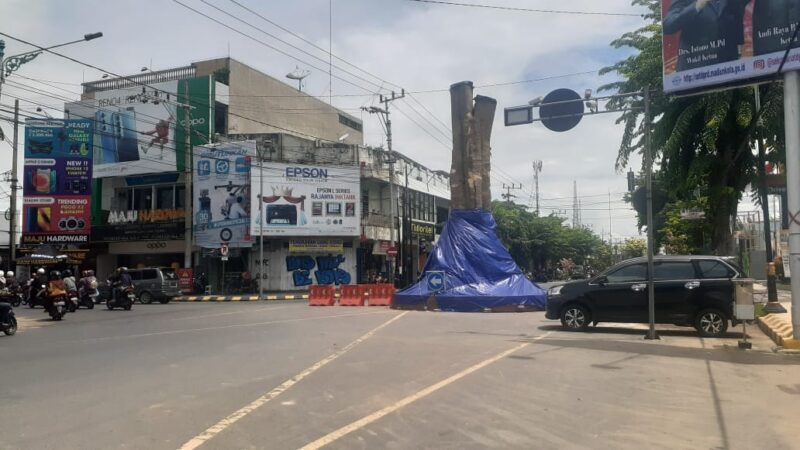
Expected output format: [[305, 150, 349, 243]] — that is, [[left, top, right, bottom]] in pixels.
[[109, 267, 133, 302], [78, 270, 99, 304], [43, 270, 67, 317], [62, 269, 77, 293], [5, 271, 19, 291], [28, 268, 48, 305], [0, 270, 6, 290]]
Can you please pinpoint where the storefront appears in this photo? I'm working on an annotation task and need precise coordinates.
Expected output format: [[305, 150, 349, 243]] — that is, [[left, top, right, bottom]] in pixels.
[[250, 238, 357, 292]]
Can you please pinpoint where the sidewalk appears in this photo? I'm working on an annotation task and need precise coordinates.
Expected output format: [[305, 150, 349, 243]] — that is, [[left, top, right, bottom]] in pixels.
[[754, 283, 799, 349], [173, 291, 309, 302]]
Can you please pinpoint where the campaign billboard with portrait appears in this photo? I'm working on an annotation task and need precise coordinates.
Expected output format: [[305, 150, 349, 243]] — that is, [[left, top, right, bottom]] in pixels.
[[663, 0, 800, 94]]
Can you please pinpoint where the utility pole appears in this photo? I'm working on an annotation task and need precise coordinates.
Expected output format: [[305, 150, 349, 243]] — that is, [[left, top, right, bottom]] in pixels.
[[532, 160, 542, 215], [10, 99, 18, 264], [258, 144, 265, 302], [608, 190, 613, 245], [183, 84, 193, 270], [572, 180, 580, 228], [755, 86, 783, 310], [501, 183, 522, 204], [783, 71, 800, 339], [364, 90, 405, 285], [644, 85, 658, 340]]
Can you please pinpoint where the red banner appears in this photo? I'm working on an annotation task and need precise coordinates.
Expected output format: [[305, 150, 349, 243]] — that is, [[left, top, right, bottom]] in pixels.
[[176, 268, 193, 294]]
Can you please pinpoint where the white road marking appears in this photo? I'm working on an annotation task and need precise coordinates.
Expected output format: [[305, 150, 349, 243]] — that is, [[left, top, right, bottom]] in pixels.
[[177, 311, 409, 450], [171, 304, 295, 321], [84, 310, 394, 343], [299, 332, 553, 450]]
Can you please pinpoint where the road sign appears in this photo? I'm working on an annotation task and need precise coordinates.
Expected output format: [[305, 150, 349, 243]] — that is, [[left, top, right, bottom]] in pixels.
[[539, 88, 584, 132], [220, 244, 229, 257], [221, 256, 229, 262], [426, 271, 446, 294], [387, 246, 398, 257]]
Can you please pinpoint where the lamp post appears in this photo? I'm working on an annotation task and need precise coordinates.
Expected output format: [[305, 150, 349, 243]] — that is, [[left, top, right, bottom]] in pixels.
[[0, 32, 102, 266]]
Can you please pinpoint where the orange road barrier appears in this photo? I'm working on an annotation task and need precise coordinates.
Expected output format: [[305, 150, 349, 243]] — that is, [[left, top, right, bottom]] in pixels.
[[367, 284, 395, 306], [338, 285, 366, 306], [308, 285, 336, 306]]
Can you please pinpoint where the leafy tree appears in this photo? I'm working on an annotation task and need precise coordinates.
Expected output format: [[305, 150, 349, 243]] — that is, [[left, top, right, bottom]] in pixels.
[[600, 0, 783, 255], [620, 237, 647, 259]]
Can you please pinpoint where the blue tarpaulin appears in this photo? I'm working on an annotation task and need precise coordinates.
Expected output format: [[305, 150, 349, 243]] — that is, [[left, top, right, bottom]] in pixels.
[[393, 209, 547, 312]]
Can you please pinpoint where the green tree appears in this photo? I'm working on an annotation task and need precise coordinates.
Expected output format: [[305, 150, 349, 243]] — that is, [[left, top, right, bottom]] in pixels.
[[600, 0, 783, 255], [620, 237, 647, 259]]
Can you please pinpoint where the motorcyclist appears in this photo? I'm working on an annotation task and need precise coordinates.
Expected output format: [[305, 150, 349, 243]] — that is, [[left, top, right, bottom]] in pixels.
[[0, 270, 6, 290], [62, 269, 77, 293], [5, 271, 19, 292], [78, 270, 98, 302], [44, 270, 66, 317], [29, 268, 48, 305], [109, 267, 133, 302]]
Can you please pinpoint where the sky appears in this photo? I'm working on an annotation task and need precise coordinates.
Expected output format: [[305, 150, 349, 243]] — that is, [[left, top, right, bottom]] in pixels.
[[0, 0, 651, 241]]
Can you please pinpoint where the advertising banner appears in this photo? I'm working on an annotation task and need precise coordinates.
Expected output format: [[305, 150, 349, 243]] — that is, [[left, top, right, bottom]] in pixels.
[[662, 0, 800, 94], [176, 268, 193, 294], [288, 238, 344, 253], [193, 141, 254, 248], [22, 119, 92, 244], [66, 76, 213, 177], [91, 208, 185, 242], [251, 162, 360, 237]]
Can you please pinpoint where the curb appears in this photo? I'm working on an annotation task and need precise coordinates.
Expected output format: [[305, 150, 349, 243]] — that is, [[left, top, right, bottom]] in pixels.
[[173, 294, 309, 302], [757, 313, 798, 348]]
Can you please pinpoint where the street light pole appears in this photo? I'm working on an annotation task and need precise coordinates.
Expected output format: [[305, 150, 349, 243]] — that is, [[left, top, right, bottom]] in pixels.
[[643, 86, 658, 340]]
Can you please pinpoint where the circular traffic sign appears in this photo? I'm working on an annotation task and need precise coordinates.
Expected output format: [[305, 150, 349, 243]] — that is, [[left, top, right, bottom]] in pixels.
[[539, 88, 584, 132]]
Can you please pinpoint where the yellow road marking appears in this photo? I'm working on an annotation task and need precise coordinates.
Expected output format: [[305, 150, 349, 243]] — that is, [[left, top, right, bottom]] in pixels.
[[178, 311, 408, 450], [299, 332, 552, 450]]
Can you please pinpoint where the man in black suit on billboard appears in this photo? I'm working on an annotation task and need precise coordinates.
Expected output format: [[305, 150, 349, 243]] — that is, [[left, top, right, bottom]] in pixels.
[[664, 0, 748, 71], [752, 0, 800, 56]]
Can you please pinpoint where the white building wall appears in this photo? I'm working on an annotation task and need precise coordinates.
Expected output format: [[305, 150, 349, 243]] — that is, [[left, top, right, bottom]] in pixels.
[[250, 238, 358, 292]]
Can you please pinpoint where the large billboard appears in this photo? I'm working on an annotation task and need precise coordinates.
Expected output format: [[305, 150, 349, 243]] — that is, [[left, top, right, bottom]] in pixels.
[[663, 1, 800, 94], [22, 119, 93, 244], [193, 141, 254, 248], [66, 76, 213, 177], [251, 162, 360, 237]]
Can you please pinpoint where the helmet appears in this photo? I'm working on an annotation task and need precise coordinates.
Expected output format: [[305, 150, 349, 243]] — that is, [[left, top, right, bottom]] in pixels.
[[6, 271, 13, 277], [0, 270, 5, 277], [120, 267, 128, 273], [49, 270, 61, 280], [36, 268, 46, 275], [87, 270, 95, 277], [63, 269, 72, 278]]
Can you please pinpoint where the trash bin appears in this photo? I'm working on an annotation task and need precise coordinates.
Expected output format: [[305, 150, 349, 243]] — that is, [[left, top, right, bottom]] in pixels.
[[733, 278, 755, 321]]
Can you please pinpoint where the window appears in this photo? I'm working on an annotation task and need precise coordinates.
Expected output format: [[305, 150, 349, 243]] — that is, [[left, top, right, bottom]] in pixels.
[[606, 264, 647, 283], [157, 186, 175, 209], [133, 187, 152, 210], [176, 185, 186, 209], [161, 269, 178, 280], [697, 260, 735, 279], [653, 262, 697, 281], [361, 192, 369, 218], [128, 271, 142, 281], [141, 269, 158, 280]]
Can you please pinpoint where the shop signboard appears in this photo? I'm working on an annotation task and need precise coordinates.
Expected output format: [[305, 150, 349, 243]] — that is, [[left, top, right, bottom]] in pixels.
[[92, 208, 185, 242], [252, 162, 360, 237], [193, 141, 254, 248], [662, 1, 800, 94], [22, 119, 93, 245], [65, 76, 213, 177], [288, 239, 344, 253], [410, 221, 435, 241]]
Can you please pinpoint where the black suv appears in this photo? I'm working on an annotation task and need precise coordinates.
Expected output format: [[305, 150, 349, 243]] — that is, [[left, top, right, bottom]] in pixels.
[[545, 256, 741, 337]]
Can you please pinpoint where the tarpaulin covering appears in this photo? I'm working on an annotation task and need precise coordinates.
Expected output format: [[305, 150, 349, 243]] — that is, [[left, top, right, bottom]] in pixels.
[[393, 209, 547, 312]]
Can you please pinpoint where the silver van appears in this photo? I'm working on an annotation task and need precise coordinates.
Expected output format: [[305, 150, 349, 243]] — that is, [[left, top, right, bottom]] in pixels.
[[128, 268, 180, 304]]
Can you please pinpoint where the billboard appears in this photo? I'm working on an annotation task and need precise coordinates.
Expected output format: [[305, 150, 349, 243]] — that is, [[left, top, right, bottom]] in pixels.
[[66, 76, 213, 177], [193, 141, 254, 248], [663, 0, 800, 94], [22, 119, 93, 245], [251, 162, 360, 237]]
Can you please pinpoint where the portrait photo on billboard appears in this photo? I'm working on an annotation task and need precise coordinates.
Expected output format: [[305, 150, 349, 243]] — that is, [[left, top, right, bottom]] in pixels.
[[663, 1, 800, 94]]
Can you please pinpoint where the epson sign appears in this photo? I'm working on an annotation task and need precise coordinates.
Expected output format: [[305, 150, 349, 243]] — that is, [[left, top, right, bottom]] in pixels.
[[286, 167, 328, 179]]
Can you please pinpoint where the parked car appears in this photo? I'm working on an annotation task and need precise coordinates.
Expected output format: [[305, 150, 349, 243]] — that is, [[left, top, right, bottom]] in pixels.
[[128, 268, 180, 304], [545, 256, 741, 337]]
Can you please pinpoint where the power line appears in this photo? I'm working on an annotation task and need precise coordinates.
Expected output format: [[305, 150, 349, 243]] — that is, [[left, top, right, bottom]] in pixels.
[[403, 0, 642, 17]]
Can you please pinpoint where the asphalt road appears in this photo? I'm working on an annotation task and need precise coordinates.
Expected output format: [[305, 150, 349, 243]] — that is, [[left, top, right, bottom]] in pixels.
[[2, 301, 799, 450]]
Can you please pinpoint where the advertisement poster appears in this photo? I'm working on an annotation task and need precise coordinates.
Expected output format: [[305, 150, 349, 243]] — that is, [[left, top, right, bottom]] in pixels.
[[662, 0, 800, 94], [251, 162, 360, 237], [66, 76, 213, 177], [193, 141, 254, 248], [22, 119, 93, 244]]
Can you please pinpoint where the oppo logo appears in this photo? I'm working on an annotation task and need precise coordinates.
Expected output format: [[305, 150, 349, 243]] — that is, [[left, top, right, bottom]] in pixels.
[[146, 242, 168, 249], [180, 117, 206, 127]]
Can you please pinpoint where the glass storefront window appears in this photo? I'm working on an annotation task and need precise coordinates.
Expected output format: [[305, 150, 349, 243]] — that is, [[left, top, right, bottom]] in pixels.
[[133, 187, 152, 210], [157, 186, 175, 209]]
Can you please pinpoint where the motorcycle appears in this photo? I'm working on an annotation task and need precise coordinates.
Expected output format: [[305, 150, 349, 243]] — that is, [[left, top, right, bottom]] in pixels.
[[107, 284, 135, 310], [67, 290, 79, 313], [38, 285, 66, 321], [0, 289, 22, 307], [0, 308, 16, 336], [78, 280, 97, 309]]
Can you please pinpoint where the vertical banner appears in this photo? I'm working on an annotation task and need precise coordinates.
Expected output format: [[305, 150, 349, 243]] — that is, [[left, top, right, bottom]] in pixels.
[[193, 141, 254, 248], [22, 119, 93, 244]]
